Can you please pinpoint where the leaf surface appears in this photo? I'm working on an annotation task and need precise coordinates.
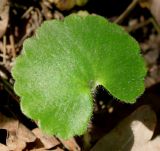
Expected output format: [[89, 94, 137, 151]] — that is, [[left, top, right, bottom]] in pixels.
[[12, 15, 146, 139]]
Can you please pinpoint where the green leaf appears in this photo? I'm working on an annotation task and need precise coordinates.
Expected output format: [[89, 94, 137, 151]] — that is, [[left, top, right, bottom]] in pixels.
[[12, 14, 146, 139]]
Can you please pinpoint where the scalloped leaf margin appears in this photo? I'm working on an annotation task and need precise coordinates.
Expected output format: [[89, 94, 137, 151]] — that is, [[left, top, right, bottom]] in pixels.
[[12, 14, 146, 139]]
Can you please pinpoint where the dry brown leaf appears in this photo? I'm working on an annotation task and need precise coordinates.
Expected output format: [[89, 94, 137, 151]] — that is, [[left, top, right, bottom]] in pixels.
[[49, 0, 88, 10], [60, 138, 80, 151], [91, 105, 157, 151], [30, 148, 48, 151], [7, 133, 26, 151], [0, 113, 19, 131], [17, 123, 36, 143], [51, 0, 76, 10], [0, 113, 36, 150], [30, 148, 63, 151], [0, 143, 9, 151], [139, 0, 160, 24], [137, 136, 160, 151], [6, 124, 36, 150], [0, 0, 9, 38], [32, 128, 60, 149], [0, 113, 36, 142], [150, 0, 160, 24], [54, 147, 65, 151]]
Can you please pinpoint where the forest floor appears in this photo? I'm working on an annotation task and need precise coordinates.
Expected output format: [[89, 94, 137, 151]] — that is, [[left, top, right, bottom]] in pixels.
[[0, 0, 160, 150]]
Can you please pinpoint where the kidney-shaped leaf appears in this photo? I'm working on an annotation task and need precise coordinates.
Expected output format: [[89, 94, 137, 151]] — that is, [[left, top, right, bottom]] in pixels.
[[12, 15, 146, 139]]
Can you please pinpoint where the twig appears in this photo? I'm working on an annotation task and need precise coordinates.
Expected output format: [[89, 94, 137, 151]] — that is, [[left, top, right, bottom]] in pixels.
[[126, 17, 160, 34], [114, 0, 140, 24], [2, 35, 7, 64], [0, 53, 8, 59], [150, 17, 160, 34], [9, 34, 16, 58], [21, 6, 33, 19]]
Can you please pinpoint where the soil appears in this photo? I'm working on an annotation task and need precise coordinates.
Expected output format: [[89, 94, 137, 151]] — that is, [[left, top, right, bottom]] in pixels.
[[0, 0, 160, 150]]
